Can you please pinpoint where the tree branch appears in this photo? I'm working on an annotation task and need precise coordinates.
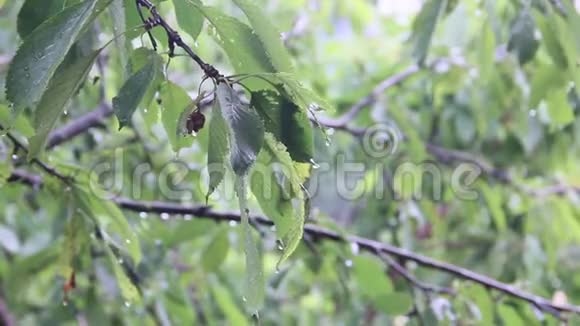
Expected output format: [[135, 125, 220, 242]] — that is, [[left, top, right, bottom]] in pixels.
[[8, 170, 580, 318], [135, 0, 224, 82]]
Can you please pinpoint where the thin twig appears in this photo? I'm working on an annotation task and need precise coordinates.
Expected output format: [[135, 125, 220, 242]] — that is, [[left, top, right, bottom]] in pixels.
[[376, 250, 454, 296], [2, 127, 70, 183], [135, 0, 225, 82]]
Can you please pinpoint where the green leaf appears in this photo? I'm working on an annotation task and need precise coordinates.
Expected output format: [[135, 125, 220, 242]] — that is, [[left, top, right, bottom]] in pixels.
[[534, 11, 568, 68], [546, 89, 574, 129], [201, 228, 230, 272], [105, 245, 141, 303], [232, 0, 294, 73], [530, 64, 566, 108], [216, 83, 264, 176], [60, 203, 88, 279], [6, 0, 101, 120], [236, 177, 265, 314], [410, 0, 448, 65], [498, 305, 525, 326], [373, 292, 414, 316], [352, 255, 393, 298], [159, 81, 195, 152], [508, 9, 539, 64], [17, 0, 66, 38], [209, 278, 249, 326], [250, 72, 334, 112], [251, 89, 313, 162], [250, 134, 306, 267], [206, 100, 229, 200], [0, 159, 13, 189], [113, 56, 160, 129], [172, 0, 204, 40], [188, 5, 275, 79], [28, 50, 101, 159], [73, 185, 142, 264], [480, 183, 507, 232]]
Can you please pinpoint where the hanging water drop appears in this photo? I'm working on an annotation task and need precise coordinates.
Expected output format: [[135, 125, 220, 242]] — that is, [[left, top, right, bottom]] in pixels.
[[124, 301, 131, 308], [184, 214, 193, 221], [125, 239, 131, 244], [160, 212, 170, 220], [309, 158, 320, 169], [139, 212, 148, 219], [344, 259, 353, 267]]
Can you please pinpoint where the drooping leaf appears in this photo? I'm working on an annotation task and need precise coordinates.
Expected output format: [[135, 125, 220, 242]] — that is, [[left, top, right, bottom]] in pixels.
[[480, 183, 507, 232], [236, 177, 265, 314], [73, 184, 142, 264], [232, 0, 294, 73], [172, 0, 204, 40], [210, 277, 249, 326], [59, 201, 89, 280], [113, 55, 160, 129], [251, 89, 313, 162], [508, 9, 539, 64], [17, 0, 66, 38], [250, 134, 306, 267], [6, 0, 101, 120], [216, 83, 264, 176], [105, 245, 142, 303], [533, 11, 568, 69], [159, 81, 195, 152], [28, 49, 101, 158], [201, 227, 230, 272], [410, 0, 448, 65], [206, 100, 230, 200]]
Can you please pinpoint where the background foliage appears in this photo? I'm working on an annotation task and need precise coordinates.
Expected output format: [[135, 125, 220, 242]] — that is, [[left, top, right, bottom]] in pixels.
[[1, 0, 580, 325]]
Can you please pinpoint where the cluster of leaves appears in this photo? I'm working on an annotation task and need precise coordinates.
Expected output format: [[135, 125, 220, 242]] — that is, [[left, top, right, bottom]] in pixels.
[[3, 0, 331, 317]]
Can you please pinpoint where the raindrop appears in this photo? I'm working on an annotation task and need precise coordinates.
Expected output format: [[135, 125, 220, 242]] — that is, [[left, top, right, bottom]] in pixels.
[[229, 220, 238, 227], [242, 296, 247, 302], [350, 242, 360, 254], [124, 301, 131, 308], [344, 259, 353, 267], [160, 212, 170, 220], [118, 258, 124, 264], [184, 214, 193, 221], [277, 243, 284, 251], [11, 154, 18, 160], [139, 212, 148, 219], [125, 239, 131, 244], [144, 109, 148, 113], [309, 158, 320, 169], [529, 109, 537, 117], [62, 301, 68, 306], [63, 110, 68, 116], [194, 41, 199, 47]]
